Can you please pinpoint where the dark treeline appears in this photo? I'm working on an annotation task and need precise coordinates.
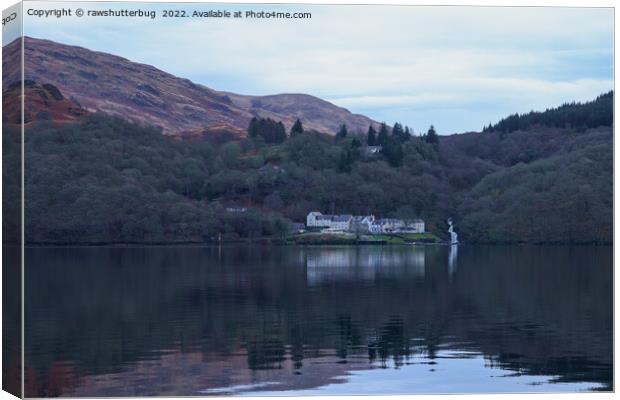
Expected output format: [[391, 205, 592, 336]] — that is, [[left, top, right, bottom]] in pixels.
[[5, 91, 613, 244], [483, 91, 613, 133], [247, 117, 287, 143]]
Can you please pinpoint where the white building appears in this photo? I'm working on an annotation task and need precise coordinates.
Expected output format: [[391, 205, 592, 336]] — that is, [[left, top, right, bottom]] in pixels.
[[307, 211, 334, 228], [369, 218, 425, 234], [352, 215, 375, 232], [307, 212, 424, 234], [404, 219, 425, 233], [368, 222, 381, 234], [369, 219, 404, 233], [306, 212, 352, 231], [331, 215, 353, 231]]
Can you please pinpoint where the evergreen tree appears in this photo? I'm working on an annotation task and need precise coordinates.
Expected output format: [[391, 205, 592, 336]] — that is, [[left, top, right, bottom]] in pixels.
[[336, 124, 348, 140], [338, 149, 352, 173], [248, 117, 259, 138], [290, 118, 304, 136], [381, 137, 404, 167], [392, 122, 410, 143], [425, 125, 439, 145], [392, 122, 404, 138], [276, 121, 287, 143], [350, 137, 362, 162], [367, 125, 377, 146], [483, 91, 613, 133], [247, 117, 287, 143], [377, 122, 389, 146]]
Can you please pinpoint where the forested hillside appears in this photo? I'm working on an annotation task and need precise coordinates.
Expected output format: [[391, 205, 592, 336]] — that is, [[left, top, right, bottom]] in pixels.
[[445, 92, 613, 243], [483, 91, 612, 133], [456, 127, 612, 243], [3, 90, 613, 244]]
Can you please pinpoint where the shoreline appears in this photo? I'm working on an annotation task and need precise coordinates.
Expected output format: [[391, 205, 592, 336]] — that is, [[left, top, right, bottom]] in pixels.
[[6, 240, 613, 248]]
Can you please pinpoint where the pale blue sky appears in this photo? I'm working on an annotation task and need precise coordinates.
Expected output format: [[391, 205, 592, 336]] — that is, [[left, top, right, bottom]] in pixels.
[[21, 1, 614, 134]]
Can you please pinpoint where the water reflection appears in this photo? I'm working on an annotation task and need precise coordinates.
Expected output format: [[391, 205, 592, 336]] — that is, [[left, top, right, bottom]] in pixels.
[[448, 244, 458, 276], [306, 246, 426, 284], [23, 245, 612, 396]]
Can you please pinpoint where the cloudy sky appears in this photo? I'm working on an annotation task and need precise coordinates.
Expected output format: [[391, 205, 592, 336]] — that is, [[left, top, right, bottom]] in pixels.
[[21, 1, 614, 133]]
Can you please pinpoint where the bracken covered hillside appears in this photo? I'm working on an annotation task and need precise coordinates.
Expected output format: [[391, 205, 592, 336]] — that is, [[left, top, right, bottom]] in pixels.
[[2, 37, 377, 137]]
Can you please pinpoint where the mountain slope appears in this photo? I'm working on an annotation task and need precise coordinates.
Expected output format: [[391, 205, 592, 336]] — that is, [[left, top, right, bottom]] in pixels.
[[454, 127, 612, 243], [2, 80, 89, 125], [5, 87, 610, 244], [3, 37, 378, 136]]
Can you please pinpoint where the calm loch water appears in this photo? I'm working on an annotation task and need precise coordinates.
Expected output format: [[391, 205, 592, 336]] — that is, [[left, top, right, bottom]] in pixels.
[[21, 245, 612, 396]]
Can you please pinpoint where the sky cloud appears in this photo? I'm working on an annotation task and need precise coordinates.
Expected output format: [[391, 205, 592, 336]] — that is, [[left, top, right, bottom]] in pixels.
[[22, 2, 614, 133]]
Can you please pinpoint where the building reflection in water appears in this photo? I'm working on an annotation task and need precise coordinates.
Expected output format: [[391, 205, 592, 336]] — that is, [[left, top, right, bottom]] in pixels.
[[304, 246, 426, 285]]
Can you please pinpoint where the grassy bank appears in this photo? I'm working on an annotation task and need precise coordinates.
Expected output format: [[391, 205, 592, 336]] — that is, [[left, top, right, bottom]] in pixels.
[[289, 232, 442, 245]]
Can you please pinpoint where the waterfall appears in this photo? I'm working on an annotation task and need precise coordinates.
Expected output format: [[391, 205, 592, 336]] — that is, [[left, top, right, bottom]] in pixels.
[[447, 218, 459, 245]]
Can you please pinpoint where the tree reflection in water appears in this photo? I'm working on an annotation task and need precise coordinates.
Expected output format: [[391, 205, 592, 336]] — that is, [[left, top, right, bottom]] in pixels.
[[22, 245, 612, 396]]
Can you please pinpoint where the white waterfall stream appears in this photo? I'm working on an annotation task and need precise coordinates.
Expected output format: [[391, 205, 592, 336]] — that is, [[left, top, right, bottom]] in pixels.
[[447, 218, 459, 245]]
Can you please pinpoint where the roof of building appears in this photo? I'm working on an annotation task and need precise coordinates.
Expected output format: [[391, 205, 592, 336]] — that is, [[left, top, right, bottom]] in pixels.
[[373, 218, 398, 224], [309, 212, 418, 225]]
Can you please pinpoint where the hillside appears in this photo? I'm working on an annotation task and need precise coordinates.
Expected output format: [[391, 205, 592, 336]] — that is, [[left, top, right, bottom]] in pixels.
[[2, 39, 612, 244], [2, 37, 378, 136], [483, 91, 613, 133], [2, 80, 89, 125], [453, 127, 612, 243], [3, 85, 610, 244]]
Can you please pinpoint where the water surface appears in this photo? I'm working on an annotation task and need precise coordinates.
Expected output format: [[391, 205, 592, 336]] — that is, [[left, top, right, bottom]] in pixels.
[[22, 245, 612, 396]]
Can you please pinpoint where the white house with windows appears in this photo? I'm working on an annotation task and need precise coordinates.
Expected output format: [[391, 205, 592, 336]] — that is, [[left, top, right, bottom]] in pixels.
[[368, 218, 425, 234], [369, 219, 403, 233], [306, 212, 424, 234], [404, 219, 425, 233], [330, 215, 353, 231], [352, 215, 375, 232], [307, 212, 334, 228], [306, 212, 353, 231]]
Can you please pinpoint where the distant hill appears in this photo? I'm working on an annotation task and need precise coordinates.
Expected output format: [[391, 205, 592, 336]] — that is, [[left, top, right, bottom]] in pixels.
[[2, 37, 378, 136]]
